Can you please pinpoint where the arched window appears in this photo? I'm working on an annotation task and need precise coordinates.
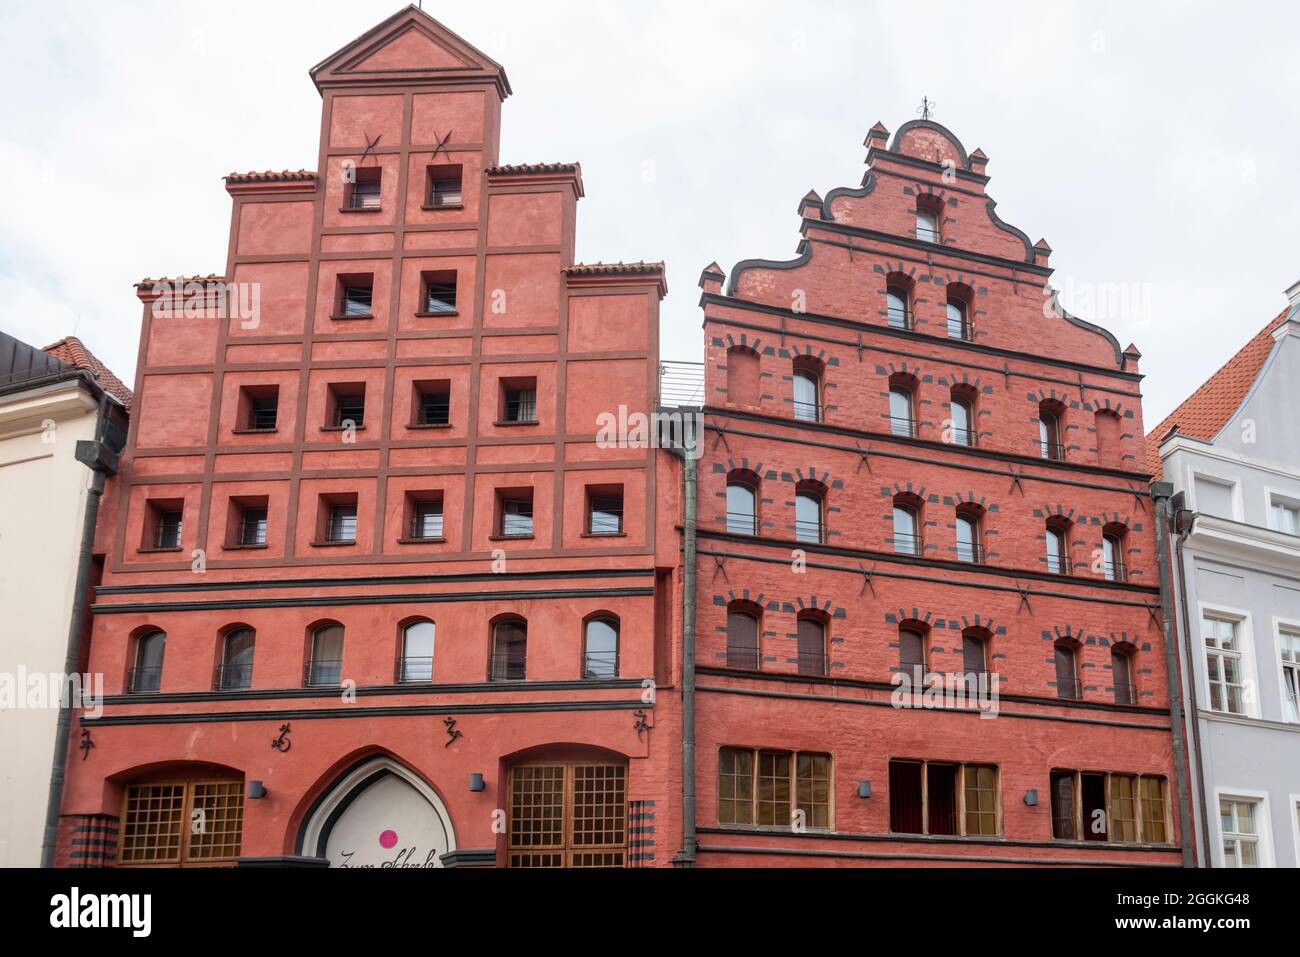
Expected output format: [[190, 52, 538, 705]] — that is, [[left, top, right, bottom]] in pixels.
[[946, 297, 970, 340], [962, 631, 988, 679], [792, 368, 821, 422], [1039, 403, 1065, 461], [726, 346, 761, 407], [955, 510, 983, 564], [1102, 530, 1126, 582], [130, 630, 166, 694], [916, 200, 941, 243], [886, 282, 912, 329], [899, 628, 926, 680], [307, 623, 344, 687], [797, 616, 827, 676], [727, 608, 760, 671], [949, 393, 975, 447], [490, 617, 527, 681], [726, 476, 758, 536], [218, 627, 255, 691], [893, 501, 921, 556], [398, 619, 435, 683], [889, 385, 915, 438], [583, 616, 620, 679], [1046, 522, 1070, 575], [1054, 643, 1080, 699], [1111, 648, 1135, 705], [795, 488, 823, 544]]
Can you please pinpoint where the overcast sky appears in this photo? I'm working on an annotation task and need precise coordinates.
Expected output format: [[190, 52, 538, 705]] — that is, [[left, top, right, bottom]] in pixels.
[[1, 0, 1296, 426]]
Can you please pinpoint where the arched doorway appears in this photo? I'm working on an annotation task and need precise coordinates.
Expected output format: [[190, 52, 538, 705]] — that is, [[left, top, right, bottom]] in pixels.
[[298, 756, 456, 868]]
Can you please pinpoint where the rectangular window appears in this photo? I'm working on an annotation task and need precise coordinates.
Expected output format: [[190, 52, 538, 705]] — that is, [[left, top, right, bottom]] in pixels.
[[717, 747, 832, 830], [1281, 628, 1300, 722], [427, 165, 463, 208], [587, 486, 624, 535], [237, 506, 267, 547], [1050, 770, 1170, 844], [413, 381, 450, 426], [238, 385, 279, 431], [326, 504, 357, 544], [420, 270, 457, 315], [346, 167, 381, 210], [1220, 797, 1260, 867], [964, 764, 998, 836], [153, 508, 183, 549], [1194, 475, 1235, 519], [501, 379, 538, 424], [1202, 614, 1245, 715], [410, 498, 444, 541], [497, 490, 534, 538], [888, 759, 1000, 837], [119, 780, 244, 866], [329, 384, 366, 429], [1270, 495, 1300, 534], [338, 277, 374, 318]]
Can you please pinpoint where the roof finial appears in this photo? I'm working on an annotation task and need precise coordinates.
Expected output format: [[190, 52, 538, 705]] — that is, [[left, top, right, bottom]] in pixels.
[[917, 96, 936, 121]]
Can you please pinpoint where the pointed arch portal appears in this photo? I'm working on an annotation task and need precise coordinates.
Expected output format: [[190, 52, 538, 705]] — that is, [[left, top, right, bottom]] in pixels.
[[298, 756, 456, 868]]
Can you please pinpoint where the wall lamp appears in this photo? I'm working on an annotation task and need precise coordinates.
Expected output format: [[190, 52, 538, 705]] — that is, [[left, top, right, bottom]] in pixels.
[[1023, 789, 1039, 807], [857, 780, 872, 799], [469, 773, 485, 792], [247, 780, 267, 799]]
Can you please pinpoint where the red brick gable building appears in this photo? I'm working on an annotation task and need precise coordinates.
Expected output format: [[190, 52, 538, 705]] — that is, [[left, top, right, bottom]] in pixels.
[[683, 119, 1185, 865], [56, 7, 678, 868]]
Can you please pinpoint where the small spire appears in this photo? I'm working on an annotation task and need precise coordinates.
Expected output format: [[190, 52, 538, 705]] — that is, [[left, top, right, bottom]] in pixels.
[[917, 96, 936, 121]]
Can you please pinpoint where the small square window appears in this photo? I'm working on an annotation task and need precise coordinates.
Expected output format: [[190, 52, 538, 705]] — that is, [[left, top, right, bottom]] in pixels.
[[413, 380, 450, 426], [152, 507, 183, 549], [1270, 494, 1300, 535], [324, 502, 357, 544], [500, 378, 537, 424], [409, 496, 444, 541], [337, 276, 374, 318], [346, 167, 381, 210], [420, 271, 457, 315], [427, 165, 463, 208], [497, 489, 534, 538], [237, 505, 267, 547], [587, 487, 624, 535], [328, 384, 366, 429]]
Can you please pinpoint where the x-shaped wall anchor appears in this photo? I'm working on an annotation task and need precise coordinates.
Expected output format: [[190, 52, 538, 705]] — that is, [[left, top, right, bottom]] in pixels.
[[711, 553, 729, 582], [854, 442, 872, 474], [858, 563, 877, 597], [1016, 584, 1033, 613], [430, 130, 453, 161], [711, 422, 731, 452], [359, 132, 382, 166], [1146, 604, 1162, 627], [1133, 489, 1148, 512], [1008, 468, 1025, 497]]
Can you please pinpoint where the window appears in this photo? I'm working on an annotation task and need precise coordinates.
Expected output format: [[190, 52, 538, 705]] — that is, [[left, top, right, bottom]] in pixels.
[[946, 297, 970, 340], [888, 760, 999, 837], [583, 616, 619, 679], [1050, 770, 1169, 844], [587, 486, 624, 535], [345, 166, 381, 210], [153, 507, 183, 550], [398, 620, 435, 683], [409, 496, 443, 541], [949, 394, 975, 447], [118, 780, 244, 866], [236, 504, 267, 547], [328, 384, 365, 429], [726, 478, 758, 536], [1102, 531, 1126, 581], [1194, 475, 1235, 519], [1270, 494, 1300, 534], [796, 617, 826, 676], [325, 503, 357, 544], [1054, 643, 1080, 699], [130, 630, 165, 693], [420, 270, 457, 315], [500, 379, 537, 424], [240, 386, 278, 431], [955, 511, 982, 563], [792, 368, 820, 422], [727, 609, 760, 670], [1039, 407, 1065, 461], [306, 624, 344, 686], [507, 762, 626, 868], [886, 283, 912, 329], [413, 381, 450, 426], [916, 205, 940, 243], [1203, 615, 1245, 714], [1220, 797, 1260, 867], [898, 627, 926, 680], [338, 277, 374, 318], [497, 489, 534, 538], [893, 502, 920, 555], [889, 385, 915, 437], [1281, 628, 1300, 722], [426, 165, 463, 208], [1046, 523, 1070, 575], [961, 631, 987, 680], [794, 488, 823, 544], [717, 747, 831, 829], [490, 618, 527, 681], [216, 627, 255, 691], [1111, 648, 1135, 705]]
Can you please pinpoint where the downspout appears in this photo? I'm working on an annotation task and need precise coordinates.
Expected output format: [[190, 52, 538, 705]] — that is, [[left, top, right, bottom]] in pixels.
[[668, 416, 698, 867], [1173, 507, 1212, 865], [1150, 481, 1194, 868], [40, 386, 115, 867]]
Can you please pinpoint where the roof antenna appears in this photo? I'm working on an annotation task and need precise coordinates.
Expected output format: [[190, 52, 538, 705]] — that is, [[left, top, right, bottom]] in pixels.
[[917, 97, 935, 121]]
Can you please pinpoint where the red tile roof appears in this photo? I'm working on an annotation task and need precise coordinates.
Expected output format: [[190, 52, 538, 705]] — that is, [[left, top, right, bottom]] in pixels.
[[564, 261, 664, 276], [486, 162, 579, 176], [42, 336, 133, 410], [223, 169, 317, 183], [1144, 309, 1289, 478]]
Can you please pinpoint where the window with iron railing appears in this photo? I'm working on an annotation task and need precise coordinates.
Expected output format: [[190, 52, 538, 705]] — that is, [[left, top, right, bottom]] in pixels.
[[1054, 644, 1081, 699], [217, 629, 254, 691], [583, 617, 619, 679], [398, 620, 435, 683], [886, 285, 912, 329], [950, 397, 976, 447], [916, 208, 940, 244], [795, 491, 823, 544], [946, 299, 973, 341], [792, 369, 821, 422], [498, 494, 534, 538], [727, 611, 761, 671], [1039, 411, 1065, 461], [1046, 526, 1070, 575], [1102, 534, 1126, 581], [796, 618, 827, 677], [588, 493, 623, 535], [1111, 650, 1135, 705], [955, 514, 983, 564], [726, 481, 758, 536], [502, 387, 537, 424], [893, 505, 921, 556], [333, 392, 365, 428], [490, 620, 527, 681], [427, 167, 462, 208], [306, 625, 344, 687], [411, 501, 443, 540], [423, 280, 457, 315], [247, 394, 278, 430], [305, 658, 343, 687], [237, 507, 267, 547], [340, 283, 373, 317], [346, 170, 381, 210], [889, 386, 915, 438], [154, 510, 183, 549], [326, 504, 357, 544], [416, 388, 450, 426]]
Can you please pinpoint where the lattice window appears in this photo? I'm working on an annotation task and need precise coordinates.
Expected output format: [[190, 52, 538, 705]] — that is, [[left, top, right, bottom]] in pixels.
[[508, 763, 626, 868], [119, 780, 243, 867]]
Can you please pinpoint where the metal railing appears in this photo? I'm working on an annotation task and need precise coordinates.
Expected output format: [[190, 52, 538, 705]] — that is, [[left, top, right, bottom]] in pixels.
[[1055, 676, 1082, 700], [346, 186, 381, 210], [236, 519, 266, 547], [659, 360, 706, 407], [797, 652, 829, 677], [955, 542, 986, 564], [304, 659, 343, 687], [128, 666, 162, 694], [1040, 440, 1067, 462], [893, 532, 924, 556], [489, 650, 527, 682], [1105, 560, 1128, 583], [950, 426, 977, 447], [214, 662, 252, 691], [1047, 555, 1073, 576], [792, 399, 822, 422], [582, 650, 618, 679], [794, 520, 824, 544], [887, 307, 913, 330], [889, 416, 917, 438], [726, 511, 758, 536], [410, 513, 444, 540], [947, 319, 974, 341], [397, 656, 434, 683], [726, 646, 761, 671], [153, 521, 181, 550], [1112, 680, 1136, 706]]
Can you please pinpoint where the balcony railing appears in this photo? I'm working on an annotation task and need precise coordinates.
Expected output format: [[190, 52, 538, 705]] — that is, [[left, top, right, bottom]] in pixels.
[[489, 651, 527, 682], [1113, 680, 1136, 706], [726, 646, 761, 671], [659, 360, 706, 408], [1040, 440, 1067, 462], [955, 542, 986, 564], [792, 399, 822, 422], [950, 426, 977, 447], [304, 658, 343, 687], [726, 511, 758, 536], [128, 666, 162, 694], [1105, 560, 1128, 583], [213, 662, 252, 691], [794, 520, 824, 544], [1047, 555, 1073, 576], [582, 650, 619, 679], [893, 532, 924, 556], [796, 651, 829, 677], [396, 656, 434, 683], [1056, 676, 1082, 700], [889, 416, 917, 438], [947, 319, 974, 342], [887, 307, 913, 330]]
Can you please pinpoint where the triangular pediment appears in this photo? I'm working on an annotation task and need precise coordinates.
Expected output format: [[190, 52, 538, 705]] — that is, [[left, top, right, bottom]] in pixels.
[[311, 5, 510, 97]]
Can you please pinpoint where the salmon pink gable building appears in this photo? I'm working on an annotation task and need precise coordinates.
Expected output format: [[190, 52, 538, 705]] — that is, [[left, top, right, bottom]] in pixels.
[[54, 7, 678, 868]]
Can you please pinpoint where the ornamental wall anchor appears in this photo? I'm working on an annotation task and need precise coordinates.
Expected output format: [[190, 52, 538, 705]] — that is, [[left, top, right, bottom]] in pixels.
[[271, 723, 292, 753], [443, 716, 463, 748], [79, 727, 94, 761]]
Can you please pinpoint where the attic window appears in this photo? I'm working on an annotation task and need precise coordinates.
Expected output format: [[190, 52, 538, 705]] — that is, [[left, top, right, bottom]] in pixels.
[[916, 195, 943, 244]]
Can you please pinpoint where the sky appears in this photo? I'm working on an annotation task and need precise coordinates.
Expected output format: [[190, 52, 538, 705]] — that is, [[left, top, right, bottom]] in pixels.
[[0, 0, 1296, 427]]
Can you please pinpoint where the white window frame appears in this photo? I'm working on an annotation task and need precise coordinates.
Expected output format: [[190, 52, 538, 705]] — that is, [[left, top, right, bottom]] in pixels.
[[1197, 602, 1259, 719], [1213, 787, 1273, 868], [1188, 468, 1241, 522], [1273, 616, 1300, 725], [1265, 487, 1300, 536]]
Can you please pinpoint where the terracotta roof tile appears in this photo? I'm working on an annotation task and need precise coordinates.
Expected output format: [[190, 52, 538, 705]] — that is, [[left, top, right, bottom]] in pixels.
[[41, 336, 133, 409], [1144, 308, 1289, 478], [486, 162, 579, 176], [135, 274, 225, 287], [564, 261, 664, 276], [223, 169, 317, 183]]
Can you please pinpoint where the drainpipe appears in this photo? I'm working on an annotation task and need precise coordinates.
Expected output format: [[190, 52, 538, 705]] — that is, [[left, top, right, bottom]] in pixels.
[[1173, 506, 1212, 866], [1151, 481, 1194, 868], [667, 415, 698, 867], [40, 387, 117, 867]]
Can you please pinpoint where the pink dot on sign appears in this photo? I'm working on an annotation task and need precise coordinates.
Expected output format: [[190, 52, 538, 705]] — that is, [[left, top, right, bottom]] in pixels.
[[379, 829, 398, 849]]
